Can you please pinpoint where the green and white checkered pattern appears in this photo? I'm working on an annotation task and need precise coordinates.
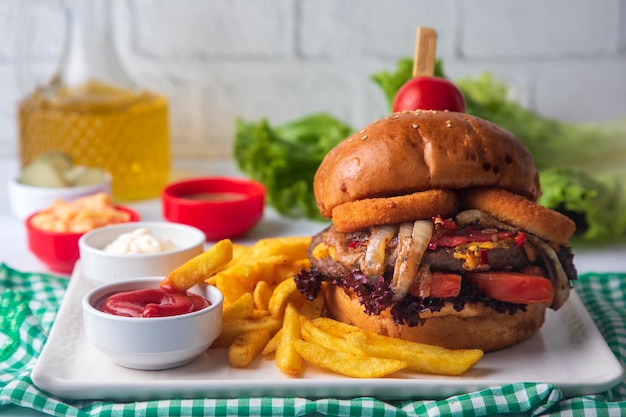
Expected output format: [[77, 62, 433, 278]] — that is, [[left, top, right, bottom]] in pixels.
[[1, 263, 624, 416]]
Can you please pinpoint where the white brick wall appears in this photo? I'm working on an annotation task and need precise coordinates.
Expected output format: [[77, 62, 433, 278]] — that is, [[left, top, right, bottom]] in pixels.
[[1, 0, 625, 159]]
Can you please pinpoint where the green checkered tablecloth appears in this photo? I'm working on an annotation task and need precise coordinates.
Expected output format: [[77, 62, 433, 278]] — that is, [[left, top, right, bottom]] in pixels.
[[1, 263, 625, 417]]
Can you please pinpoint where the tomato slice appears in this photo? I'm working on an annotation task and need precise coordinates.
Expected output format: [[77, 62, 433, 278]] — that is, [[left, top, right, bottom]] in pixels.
[[465, 272, 553, 304], [410, 272, 461, 298]]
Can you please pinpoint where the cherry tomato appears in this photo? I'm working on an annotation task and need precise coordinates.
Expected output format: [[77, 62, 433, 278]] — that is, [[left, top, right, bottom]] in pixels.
[[465, 271, 553, 305], [392, 77, 466, 113]]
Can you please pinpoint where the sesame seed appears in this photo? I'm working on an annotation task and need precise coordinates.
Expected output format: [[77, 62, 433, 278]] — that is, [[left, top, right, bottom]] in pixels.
[[361, 135, 368, 141], [446, 120, 452, 128], [412, 123, 419, 129], [348, 137, 354, 143]]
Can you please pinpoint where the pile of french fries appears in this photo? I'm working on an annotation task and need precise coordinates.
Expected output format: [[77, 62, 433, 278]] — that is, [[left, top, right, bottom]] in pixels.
[[160, 237, 484, 378]]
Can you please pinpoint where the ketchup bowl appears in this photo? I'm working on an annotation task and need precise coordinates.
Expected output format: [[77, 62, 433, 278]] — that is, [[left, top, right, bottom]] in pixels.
[[78, 222, 205, 285], [82, 277, 223, 370], [161, 176, 265, 241], [26, 205, 140, 274]]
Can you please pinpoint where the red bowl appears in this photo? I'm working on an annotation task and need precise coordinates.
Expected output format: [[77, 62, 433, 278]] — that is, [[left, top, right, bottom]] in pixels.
[[26, 206, 140, 274], [161, 177, 265, 241]]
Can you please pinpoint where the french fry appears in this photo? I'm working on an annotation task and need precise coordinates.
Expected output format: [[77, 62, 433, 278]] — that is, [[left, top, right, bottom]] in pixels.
[[272, 258, 312, 283], [268, 278, 304, 319], [251, 309, 270, 318], [211, 315, 282, 348], [292, 339, 407, 378], [216, 259, 280, 289], [230, 243, 253, 263], [211, 255, 301, 290], [249, 236, 311, 260], [262, 302, 327, 357], [222, 292, 255, 320], [275, 303, 304, 376], [228, 329, 271, 368], [262, 328, 282, 356], [345, 331, 484, 376], [300, 316, 357, 355], [216, 274, 249, 305], [253, 281, 273, 311], [206, 244, 251, 286], [310, 317, 362, 338], [161, 239, 233, 291]]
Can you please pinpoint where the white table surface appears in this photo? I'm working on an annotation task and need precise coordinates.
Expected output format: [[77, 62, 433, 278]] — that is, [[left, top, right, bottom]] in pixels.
[[1, 155, 625, 416]]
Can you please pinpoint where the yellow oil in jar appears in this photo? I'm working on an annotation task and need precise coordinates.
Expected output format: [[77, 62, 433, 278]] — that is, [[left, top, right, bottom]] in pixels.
[[18, 82, 171, 201]]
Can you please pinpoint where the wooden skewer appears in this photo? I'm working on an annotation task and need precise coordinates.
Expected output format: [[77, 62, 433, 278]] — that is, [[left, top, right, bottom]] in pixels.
[[412, 27, 438, 78]]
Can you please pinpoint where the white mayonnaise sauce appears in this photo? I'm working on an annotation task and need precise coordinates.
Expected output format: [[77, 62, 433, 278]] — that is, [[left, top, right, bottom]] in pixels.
[[104, 228, 177, 254]]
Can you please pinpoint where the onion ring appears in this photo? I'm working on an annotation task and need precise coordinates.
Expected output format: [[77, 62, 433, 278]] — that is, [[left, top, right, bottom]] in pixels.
[[458, 187, 575, 245], [331, 189, 458, 233]]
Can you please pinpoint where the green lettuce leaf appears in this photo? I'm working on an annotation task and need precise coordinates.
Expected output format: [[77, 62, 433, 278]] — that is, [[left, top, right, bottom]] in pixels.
[[537, 167, 626, 243], [234, 113, 352, 221]]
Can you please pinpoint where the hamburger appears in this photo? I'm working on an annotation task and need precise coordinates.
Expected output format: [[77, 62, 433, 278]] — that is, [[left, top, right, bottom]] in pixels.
[[294, 110, 578, 352]]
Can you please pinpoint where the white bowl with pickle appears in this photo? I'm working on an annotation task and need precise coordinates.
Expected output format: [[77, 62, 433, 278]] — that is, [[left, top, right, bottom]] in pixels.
[[8, 151, 111, 219]]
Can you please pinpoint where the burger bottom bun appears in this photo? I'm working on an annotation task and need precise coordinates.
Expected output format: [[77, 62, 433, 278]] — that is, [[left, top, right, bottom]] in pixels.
[[325, 285, 546, 352]]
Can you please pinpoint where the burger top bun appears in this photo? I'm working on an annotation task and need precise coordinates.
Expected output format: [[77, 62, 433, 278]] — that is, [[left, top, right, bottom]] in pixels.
[[314, 110, 541, 218]]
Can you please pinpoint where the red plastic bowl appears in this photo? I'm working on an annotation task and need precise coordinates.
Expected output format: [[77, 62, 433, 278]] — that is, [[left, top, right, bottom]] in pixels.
[[26, 206, 140, 274], [161, 177, 266, 241]]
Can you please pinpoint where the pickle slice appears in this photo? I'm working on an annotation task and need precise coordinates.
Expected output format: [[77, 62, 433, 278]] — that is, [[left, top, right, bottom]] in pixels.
[[19, 159, 69, 187], [37, 151, 73, 173], [70, 167, 108, 186]]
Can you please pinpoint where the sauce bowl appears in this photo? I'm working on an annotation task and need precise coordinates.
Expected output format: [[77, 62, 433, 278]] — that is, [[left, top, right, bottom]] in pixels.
[[161, 176, 265, 241], [8, 171, 111, 220], [82, 277, 223, 370], [26, 205, 139, 274], [78, 222, 205, 285]]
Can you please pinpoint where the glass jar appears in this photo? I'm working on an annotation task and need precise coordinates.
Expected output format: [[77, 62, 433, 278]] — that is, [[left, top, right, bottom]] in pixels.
[[17, 0, 171, 201]]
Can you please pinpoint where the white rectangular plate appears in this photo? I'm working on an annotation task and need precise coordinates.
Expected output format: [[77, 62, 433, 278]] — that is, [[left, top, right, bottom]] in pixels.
[[32, 263, 624, 401]]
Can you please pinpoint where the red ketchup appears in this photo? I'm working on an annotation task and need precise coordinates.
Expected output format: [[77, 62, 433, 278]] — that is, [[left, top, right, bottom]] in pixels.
[[99, 287, 211, 318]]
